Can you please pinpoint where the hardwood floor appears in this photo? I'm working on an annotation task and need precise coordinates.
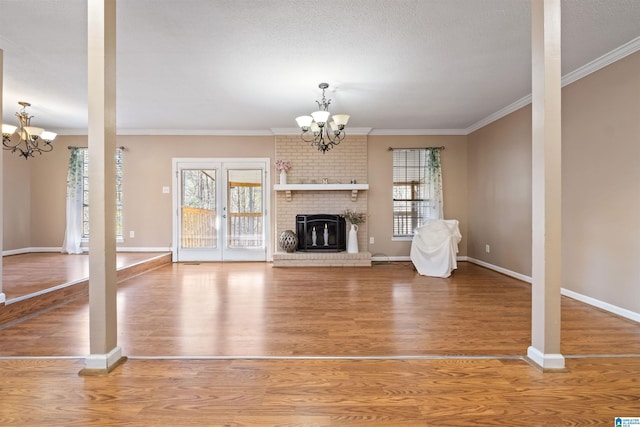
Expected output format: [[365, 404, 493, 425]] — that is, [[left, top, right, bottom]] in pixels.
[[2, 252, 166, 299], [1, 260, 639, 425]]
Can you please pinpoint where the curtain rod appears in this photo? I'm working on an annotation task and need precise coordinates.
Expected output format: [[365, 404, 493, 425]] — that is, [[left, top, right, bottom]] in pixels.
[[68, 145, 126, 150], [387, 146, 444, 151]]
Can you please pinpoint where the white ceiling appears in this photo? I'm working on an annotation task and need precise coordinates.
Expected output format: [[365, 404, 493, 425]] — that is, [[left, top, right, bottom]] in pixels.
[[1, 0, 640, 135]]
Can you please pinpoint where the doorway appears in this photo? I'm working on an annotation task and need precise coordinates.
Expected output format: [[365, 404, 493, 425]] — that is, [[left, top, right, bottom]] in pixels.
[[172, 158, 269, 262]]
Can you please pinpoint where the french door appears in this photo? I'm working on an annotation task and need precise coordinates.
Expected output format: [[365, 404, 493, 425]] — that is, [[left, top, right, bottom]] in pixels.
[[172, 158, 269, 262]]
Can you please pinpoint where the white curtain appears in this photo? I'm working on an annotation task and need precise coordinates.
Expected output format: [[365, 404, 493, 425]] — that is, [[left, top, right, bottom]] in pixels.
[[427, 148, 444, 220], [61, 148, 84, 254]]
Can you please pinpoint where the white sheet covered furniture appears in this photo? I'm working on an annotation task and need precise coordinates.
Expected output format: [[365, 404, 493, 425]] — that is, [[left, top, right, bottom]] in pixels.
[[410, 219, 462, 278]]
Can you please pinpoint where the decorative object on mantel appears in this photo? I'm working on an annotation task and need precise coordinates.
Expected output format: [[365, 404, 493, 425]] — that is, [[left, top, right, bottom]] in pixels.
[[275, 159, 292, 185], [341, 208, 367, 254], [295, 82, 350, 154], [2, 101, 57, 159], [278, 230, 298, 253]]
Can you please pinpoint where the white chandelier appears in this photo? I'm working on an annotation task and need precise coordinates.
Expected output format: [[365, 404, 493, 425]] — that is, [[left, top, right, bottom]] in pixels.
[[295, 82, 350, 154], [2, 101, 57, 159]]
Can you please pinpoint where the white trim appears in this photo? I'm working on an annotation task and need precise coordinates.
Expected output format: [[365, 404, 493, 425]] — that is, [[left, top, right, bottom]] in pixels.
[[0, 293, 5, 304], [47, 37, 640, 140], [116, 247, 172, 252], [3, 247, 62, 256], [54, 128, 277, 136], [274, 183, 368, 191], [466, 36, 640, 134], [271, 127, 373, 136], [172, 157, 271, 262], [561, 288, 640, 324], [84, 346, 124, 371], [3, 247, 171, 256], [467, 257, 640, 324], [2, 247, 31, 256], [466, 257, 533, 283], [369, 128, 467, 136], [465, 95, 532, 134], [527, 346, 565, 370], [561, 36, 640, 87]]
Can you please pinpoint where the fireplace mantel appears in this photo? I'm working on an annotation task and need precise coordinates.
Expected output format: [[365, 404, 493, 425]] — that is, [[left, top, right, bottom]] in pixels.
[[274, 183, 369, 202]]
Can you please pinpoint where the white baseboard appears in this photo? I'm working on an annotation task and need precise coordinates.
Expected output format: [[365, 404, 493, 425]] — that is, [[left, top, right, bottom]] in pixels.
[[2, 247, 62, 256], [467, 257, 640, 324], [116, 247, 172, 252], [561, 288, 640, 323], [466, 257, 533, 283], [3, 247, 171, 256], [527, 346, 565, 370], [83, 346, 124, 371]]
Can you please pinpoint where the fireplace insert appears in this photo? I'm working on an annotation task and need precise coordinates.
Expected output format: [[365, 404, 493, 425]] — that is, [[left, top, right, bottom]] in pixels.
[[296, 214, 346, 252]]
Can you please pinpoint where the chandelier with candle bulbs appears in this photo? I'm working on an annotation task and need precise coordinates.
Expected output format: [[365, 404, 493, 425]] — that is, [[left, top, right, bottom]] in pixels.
[[2, 101, 57, 159], [295, 83, 350, 154]]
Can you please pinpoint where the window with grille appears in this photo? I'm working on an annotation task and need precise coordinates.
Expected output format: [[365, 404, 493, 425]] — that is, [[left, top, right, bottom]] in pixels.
[[392, 148, 440, 237], [80, 147, 124, 239]]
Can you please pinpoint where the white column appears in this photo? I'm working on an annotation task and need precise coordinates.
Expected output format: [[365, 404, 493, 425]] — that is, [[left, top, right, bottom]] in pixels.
[[528, 0, 565, 370], [0, 48, 5, 305], [82, 0, 123, 373]]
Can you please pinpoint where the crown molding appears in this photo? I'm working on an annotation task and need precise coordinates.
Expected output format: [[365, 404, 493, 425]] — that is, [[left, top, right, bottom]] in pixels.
[[119, 129, 276, 136], [55, 128, 277, 136], [562, 35, 640, 87], [271, 127, 373, 136], [465, 36, 640, 135], [51, 37, 640, 139], [465, 94, 532, 134], [369, 128, 467, 136]]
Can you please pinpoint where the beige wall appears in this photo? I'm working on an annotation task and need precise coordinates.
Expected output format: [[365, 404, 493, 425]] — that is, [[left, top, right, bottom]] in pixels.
[[25, 134, 276, 250], [562, 51, 640, 313], [467, 106, 533, 274], [3, 151, 32, 250], [367, 135, 468, 258], [467, 50, 640, 314]]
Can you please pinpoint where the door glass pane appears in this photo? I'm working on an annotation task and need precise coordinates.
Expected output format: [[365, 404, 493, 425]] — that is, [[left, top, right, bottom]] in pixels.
[[227, 169, 263, 248], [181, 169, 217, 249]]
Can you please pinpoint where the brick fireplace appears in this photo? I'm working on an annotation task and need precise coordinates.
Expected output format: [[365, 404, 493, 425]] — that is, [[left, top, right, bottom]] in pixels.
[[273, 134, 371, 267]]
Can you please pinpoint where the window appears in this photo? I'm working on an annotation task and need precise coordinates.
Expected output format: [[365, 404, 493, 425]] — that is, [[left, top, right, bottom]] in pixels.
[[392, 148, 443, 237], [80, 147, 124, 239]]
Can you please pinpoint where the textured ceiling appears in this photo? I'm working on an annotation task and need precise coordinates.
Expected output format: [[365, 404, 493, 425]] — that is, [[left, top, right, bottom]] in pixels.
[[1, 0, 640, 135]]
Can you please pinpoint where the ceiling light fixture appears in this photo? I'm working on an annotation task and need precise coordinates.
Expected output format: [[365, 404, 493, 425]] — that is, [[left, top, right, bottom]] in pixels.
[[295, 83, 350, 154], [2, 101, 57, 160]]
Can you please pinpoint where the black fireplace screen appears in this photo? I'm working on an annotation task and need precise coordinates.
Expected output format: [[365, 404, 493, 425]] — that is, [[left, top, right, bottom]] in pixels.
[[296, 214, 346, 252]]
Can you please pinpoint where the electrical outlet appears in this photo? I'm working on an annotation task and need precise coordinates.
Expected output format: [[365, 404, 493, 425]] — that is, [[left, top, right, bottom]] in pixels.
[[130, 231, 135, 238], [369, 236, 375, 244], [485, 244, 490, 253], [162, 186, 170, 194]]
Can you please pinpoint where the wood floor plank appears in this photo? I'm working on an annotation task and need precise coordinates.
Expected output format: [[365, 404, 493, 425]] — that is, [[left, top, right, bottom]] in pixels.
[[1, 261, 640, 357], [1, 252, 168, 300], [1, 260, 639, 424], [0, 358, 639, 426]]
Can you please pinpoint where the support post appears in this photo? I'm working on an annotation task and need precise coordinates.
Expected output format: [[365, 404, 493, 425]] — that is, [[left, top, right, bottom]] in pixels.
[[528, 0, 565, 370], [0, 48, 5, 306], [81, 0, 124, 374]]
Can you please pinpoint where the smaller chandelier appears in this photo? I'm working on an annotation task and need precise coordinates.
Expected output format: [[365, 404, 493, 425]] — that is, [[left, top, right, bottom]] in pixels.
[[295, 82, 350, 154], [2, 101, 57, 160]]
